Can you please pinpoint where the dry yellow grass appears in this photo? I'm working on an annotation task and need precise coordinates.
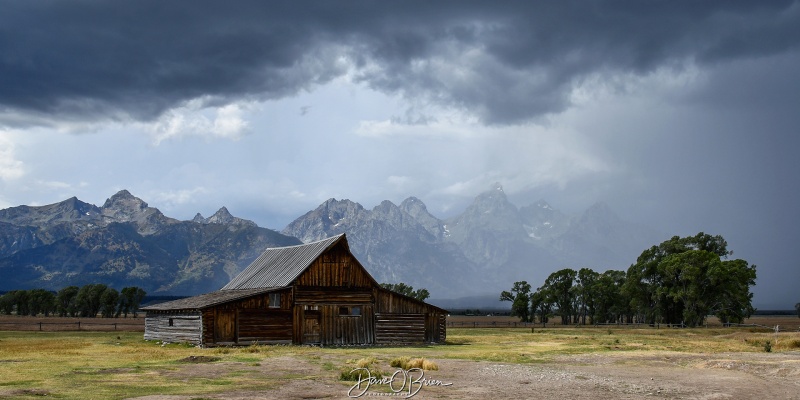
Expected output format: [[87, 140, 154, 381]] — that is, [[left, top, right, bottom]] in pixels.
[[2, 320, 799, 399], [389, 356, 439, 370]]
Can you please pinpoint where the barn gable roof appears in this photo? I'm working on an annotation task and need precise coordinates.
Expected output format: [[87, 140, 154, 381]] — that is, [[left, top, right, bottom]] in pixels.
[[221, 233, 351, 290], [142, 287, 283, 311]]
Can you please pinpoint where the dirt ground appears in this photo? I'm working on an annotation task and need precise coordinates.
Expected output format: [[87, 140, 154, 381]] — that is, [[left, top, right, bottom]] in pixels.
[[124, 351, 800, 400]]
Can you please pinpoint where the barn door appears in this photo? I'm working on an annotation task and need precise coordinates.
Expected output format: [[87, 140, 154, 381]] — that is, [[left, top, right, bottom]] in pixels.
[[303, 307, 321, 344], [215, 309, 237, 343]]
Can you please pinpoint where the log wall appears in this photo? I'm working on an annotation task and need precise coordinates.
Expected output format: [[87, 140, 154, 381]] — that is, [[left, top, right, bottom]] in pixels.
[[294, 242, 374, 288], [375, 289, 447, 343], [144, 312, 203, 345], [375, 313, 425, 345], [293, 303, 374, 345], [201, 289, 292, 345]]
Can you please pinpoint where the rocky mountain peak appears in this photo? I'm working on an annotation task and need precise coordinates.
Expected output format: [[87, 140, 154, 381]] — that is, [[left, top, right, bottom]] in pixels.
[[519, 199, 570, 240], [399, 196, 426, 211], [281, 198, 368, 243], [461, 183, 517, 219], [206, 207, 257, 227], [102, 190, 148, 212], [481, 182, 507, 199], [323, 199, 365, 224], [191, 207, 257, 227], [100, 190, 175, 234], [400, 197, 444, 239], [443, 184, 526, 252], [371, 200, 426, 233], [208, 207, 234, 223]]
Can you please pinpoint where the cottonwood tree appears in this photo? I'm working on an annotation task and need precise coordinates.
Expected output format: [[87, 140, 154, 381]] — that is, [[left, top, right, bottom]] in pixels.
[[574, 268, 599, 325], [99, 287, 119, 318], [57, 286, 80, 317], [540, 268, 577, 325], [26, 289, 56, 316], [624, 233, 755, 327], [530, 289, 551, 325], [77, 284, 109, 317], [592, 270, 628, 324], [500, 281, 532, 322], [795, 302, 799, 318], [117, 287, 147, 318], [711, 259, 756, 324]]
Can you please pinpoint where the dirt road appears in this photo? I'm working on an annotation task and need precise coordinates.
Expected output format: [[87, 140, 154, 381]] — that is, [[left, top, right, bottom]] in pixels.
[[125, 351, 800, 400]]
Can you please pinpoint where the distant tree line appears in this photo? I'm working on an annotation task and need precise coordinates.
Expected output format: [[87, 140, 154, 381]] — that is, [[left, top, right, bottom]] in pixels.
[[0, 285, 146, 318], [501, 233, 757, 328], [380, 282, 430, 302]]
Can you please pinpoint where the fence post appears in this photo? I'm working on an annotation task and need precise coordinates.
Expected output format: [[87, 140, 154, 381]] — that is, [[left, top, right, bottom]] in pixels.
[[77, 321, 80, 330], [114, 323, 117, 331], [38, 322, 42, 331]]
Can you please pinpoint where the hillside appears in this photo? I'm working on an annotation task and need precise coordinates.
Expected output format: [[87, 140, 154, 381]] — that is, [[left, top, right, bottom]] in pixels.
[[0, 191, 300, 294]]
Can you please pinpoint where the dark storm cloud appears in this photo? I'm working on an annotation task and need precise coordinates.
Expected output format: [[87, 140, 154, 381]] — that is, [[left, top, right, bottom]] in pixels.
[[1, 0, 798, 125]]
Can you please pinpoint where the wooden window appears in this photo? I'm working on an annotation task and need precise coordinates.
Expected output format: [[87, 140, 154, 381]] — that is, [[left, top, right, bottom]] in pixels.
[[168, 318, 174, 326], [338, 306, 361, 316], [269, 293, 281, 308]]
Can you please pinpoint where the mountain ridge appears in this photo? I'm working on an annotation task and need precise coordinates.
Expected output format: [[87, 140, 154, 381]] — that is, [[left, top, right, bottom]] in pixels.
[[282, 183, 662, 298], [0, 190, 301, 294], [1, 186, 662, 299]]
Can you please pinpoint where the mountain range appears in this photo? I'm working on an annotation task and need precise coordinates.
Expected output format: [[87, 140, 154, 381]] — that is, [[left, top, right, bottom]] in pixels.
[[0, 190, 300, 294], [0, 184, 662, 303]]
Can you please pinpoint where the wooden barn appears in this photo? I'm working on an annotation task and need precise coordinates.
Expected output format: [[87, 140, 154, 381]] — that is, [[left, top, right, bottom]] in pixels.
[[143, 234, 447, 346]]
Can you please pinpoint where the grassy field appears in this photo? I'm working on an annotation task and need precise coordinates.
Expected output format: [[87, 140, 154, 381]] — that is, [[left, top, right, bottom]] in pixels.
[[1, 317, 799, 399]]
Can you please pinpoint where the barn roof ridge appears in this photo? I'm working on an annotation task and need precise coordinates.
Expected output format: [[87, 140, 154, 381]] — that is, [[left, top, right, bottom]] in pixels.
[[269, 233, 347, 250]]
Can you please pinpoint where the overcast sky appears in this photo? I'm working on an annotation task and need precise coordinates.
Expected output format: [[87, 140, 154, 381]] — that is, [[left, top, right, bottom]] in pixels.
[[1, 1, 798, 308]]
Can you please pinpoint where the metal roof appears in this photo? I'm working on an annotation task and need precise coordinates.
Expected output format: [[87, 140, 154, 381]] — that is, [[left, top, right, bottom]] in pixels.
[[141, 287, 283, 311], [221, 233, 347, 290]]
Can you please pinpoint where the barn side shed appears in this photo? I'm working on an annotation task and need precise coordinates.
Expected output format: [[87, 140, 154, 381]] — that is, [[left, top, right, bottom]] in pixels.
[[143, 233, 447, 346]]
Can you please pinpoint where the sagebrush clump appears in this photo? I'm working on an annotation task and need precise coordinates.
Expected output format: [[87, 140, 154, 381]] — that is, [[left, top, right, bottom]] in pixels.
[[389, 356, 439, 371], [339, 357, 383, 381]]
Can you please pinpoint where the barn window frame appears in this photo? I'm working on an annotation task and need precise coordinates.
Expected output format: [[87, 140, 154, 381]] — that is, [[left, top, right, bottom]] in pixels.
[[338, 306, 362, 317], [269, 292, 281, 308]]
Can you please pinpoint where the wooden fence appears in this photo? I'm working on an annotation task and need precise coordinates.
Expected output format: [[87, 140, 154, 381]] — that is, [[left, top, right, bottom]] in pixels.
[[0, 320, 144, 332], [446, 321, 800, 331]]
